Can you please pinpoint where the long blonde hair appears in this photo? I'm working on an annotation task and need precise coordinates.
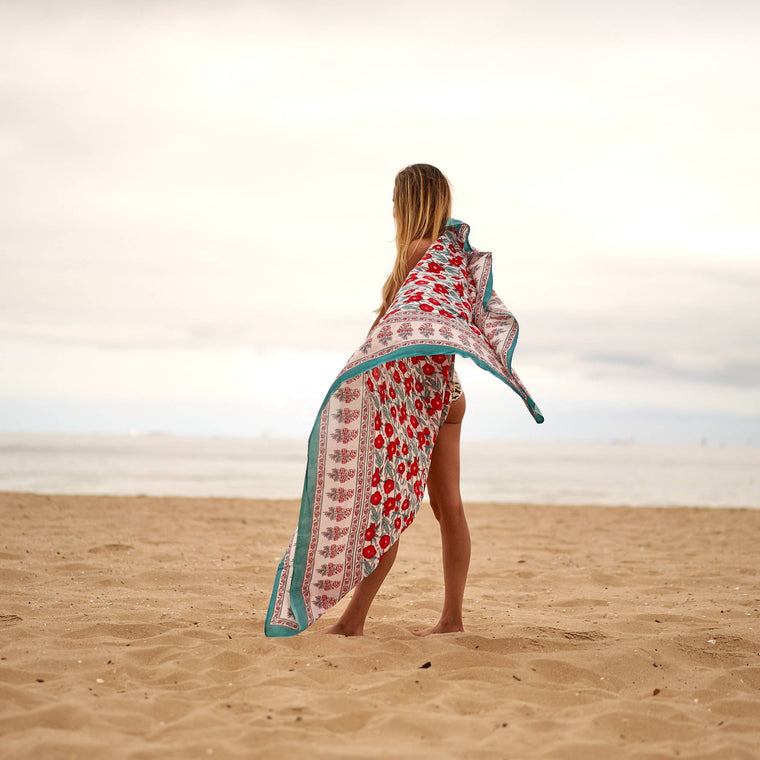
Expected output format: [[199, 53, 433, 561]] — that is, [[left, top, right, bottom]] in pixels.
[[378, 163, 452, 317]]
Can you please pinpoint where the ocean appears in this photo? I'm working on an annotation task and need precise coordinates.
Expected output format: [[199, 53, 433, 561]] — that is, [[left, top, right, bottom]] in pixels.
[[0, 433, 757, 509]]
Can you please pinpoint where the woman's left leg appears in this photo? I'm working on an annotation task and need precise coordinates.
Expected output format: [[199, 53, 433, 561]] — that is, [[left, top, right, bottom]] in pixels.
[[323, 539, 400, 636]]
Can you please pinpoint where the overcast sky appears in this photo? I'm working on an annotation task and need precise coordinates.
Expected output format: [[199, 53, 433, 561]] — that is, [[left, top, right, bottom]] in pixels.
[[1, 0, 759, 443]]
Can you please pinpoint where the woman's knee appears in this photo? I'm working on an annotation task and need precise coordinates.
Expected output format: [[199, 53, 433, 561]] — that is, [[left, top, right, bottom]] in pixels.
[[428, 497, 443, 522], [429, 494, 465, 525]]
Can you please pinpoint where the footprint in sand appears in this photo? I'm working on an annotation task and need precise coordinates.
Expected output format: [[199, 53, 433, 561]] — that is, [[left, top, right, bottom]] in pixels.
[[87, 544, 134, 554]]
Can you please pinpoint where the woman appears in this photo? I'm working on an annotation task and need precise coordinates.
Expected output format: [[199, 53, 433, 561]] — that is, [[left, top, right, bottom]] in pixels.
[[325, 164, 469, 636], [265, 164, 542, 638]]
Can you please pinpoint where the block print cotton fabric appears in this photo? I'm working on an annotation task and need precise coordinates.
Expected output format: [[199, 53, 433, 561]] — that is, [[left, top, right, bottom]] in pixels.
[[265, 220, 542, 636]]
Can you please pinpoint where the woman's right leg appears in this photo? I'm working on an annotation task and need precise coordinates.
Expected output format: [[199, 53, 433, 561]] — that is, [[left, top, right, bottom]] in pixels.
[[414, 394, 470, 636]]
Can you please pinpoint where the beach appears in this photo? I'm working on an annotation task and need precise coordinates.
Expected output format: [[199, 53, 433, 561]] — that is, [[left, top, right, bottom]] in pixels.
[[1, 492, 759, 759]]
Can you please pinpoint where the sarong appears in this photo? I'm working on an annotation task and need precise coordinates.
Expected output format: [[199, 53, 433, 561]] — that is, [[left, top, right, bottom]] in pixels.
[[265, 219, 543, 636]]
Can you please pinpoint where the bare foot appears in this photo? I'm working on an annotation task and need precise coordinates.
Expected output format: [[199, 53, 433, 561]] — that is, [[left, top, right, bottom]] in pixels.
[[321, 621, 363, 636], [412, 621, 464, 637]]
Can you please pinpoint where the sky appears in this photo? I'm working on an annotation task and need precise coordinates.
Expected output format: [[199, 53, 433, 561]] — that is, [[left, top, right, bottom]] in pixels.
[[1, 0, 759, 444]]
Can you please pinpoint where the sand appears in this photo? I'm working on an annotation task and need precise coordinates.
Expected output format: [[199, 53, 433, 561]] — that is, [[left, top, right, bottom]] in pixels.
[[1, 492, 759, 759]]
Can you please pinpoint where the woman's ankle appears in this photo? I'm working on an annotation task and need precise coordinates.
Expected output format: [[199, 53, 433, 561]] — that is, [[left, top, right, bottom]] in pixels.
[[324, 618, 364, 636]]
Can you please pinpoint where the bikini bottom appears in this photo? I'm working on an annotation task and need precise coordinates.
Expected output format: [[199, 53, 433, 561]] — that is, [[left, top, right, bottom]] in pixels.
[[450, 367, 463, 403]]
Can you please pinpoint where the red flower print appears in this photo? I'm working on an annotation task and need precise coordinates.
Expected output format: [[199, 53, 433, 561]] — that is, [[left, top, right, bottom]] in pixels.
[[415, 399, 423, 411], [328, 487, 354, 503], [402, 498, 410, 511], [365, 524, 376, 541], [427, 261, 443, 273], [383, 498, 396, 516], [429, 298, 440, 307], [372, 367, 381, 380], [432, 394, 442, 410], [410, 460, 419, 476], [405, 294, 423, 302], [383, 478, 394, 494], [432, 355, 446, 363], [336, 386, 361, 403], [380, 535, 391, 549], [422, 363, 434, 376], [390, 406, 397, 419], [372, 468, 381, 487], [331, 428, 358, 444], [404, 377, 413, 393], [434, 283, 449, 295], [415, 381, 423, 392], [432, 244, 444, 250], [410, 357, 420, 365], [312, 594, 331, 609], [374, 412, 381, 430], [367, 379, 374, 391], [439, 309, 453, 319], [393, 371, 401, 383], [394, 517, 402, 530], [398, 407, 407, 423], [384, 423, 393, 438], [370, 491, 382, 505], [419, 303, 433, 312], [402, 443, 409, 455], [397, 462, 405, 474], [389, 387, 396, 400], [398, 361, 407, 373], [330, 449, 357, 464], [387, 441, 397, 457], [423, 426, 430, 436], [363, 545, 377, 559], [417, 431, 426, 446], [374, 434, 384, 449], [410, 416, 419, 429]]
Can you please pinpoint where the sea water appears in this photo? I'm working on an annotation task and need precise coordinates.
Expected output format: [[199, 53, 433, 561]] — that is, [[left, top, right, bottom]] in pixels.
[[0, 432, 757, 508]]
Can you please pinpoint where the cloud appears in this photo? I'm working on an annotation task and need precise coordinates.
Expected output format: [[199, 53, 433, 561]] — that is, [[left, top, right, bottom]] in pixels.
[[576, 353, 760, 390], [2, 1, 759, 439]]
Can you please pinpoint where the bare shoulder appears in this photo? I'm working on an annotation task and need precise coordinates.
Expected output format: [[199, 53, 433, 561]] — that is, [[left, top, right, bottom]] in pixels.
[[406, 238, 434, 269]]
